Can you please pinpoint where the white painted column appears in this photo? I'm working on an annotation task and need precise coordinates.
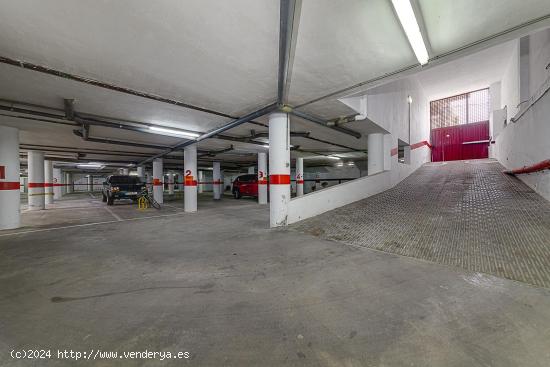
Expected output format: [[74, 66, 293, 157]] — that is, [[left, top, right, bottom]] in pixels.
[[121, 168, 129, 175], [66, 172, 73, 194], [87, 175, 93, 192], [184, 145, 198, 212], [296, 157, 304, 197], [53, 168, 62, 200], [248, 166, 255, 174], [177, 173, 183, 191], [28, 151, 45, 211], [198, 171, 204, 194], [60, 171, 66, 196], [146, 171, 152, 193], [213, 161, 221, 200], [44, 160, 54, 204], [168, 173, 174, 194], [258, 152, 268, 204], [0, 126, 20, 229], [368, 133, 384, 175], [268, 112, 290, 227], [137, 166, 145, 181], [153, 158, 164, 204]]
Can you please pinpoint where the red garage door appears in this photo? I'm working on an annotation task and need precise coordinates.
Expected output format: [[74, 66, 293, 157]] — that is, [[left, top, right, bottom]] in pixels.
[[430, 89, 490, 162]]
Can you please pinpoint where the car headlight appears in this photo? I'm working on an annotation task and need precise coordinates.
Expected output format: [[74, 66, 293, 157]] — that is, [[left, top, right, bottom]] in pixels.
[[112, 186, 120, 192]]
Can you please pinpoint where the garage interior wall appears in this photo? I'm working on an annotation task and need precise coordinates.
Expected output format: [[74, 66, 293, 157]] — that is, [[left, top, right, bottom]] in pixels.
[[287, 74, 431, 223], [493, 28, 550, 201]]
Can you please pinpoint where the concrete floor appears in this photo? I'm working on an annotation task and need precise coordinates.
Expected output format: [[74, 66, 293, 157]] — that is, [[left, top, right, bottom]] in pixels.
[[1, 187, 550, 366]]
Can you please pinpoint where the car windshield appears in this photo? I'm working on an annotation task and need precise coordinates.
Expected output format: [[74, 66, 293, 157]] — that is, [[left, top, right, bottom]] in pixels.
[[239, 175, 256, 182], [109, 176, 142, 184]]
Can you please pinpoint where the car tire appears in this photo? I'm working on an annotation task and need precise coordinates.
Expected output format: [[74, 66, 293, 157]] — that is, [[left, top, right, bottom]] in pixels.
[[107, 195, 114, 206], [233, 189, 241, 199], [102, 193, 107, 202]]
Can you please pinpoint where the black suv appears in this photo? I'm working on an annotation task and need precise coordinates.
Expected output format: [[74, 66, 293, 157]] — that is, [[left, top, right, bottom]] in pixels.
[[102, 175, 145, 205]]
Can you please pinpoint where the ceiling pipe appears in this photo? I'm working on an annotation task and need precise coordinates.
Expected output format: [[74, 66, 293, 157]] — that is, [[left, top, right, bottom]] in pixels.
[[289, 109, 362, 139], [73, 129, 169, 150], [0, 55, 235, 119], [278, 0, 300, 106], [139, 103, 278, 164]]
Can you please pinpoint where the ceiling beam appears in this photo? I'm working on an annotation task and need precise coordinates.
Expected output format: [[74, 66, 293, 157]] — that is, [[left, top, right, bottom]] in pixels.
[[278, 0, 301, 105]]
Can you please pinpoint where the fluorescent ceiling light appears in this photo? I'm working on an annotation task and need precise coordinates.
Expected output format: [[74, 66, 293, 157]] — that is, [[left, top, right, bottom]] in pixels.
[[77, 163, 104, 169], [327, 155, 341, 160], [149, 126, 200, 138], [391, 0, 429, 65]]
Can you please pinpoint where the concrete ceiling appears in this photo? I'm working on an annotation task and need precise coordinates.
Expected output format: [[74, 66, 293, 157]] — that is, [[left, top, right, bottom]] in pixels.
[[0, 0, 549, 171], [419, 0, 550, 56]]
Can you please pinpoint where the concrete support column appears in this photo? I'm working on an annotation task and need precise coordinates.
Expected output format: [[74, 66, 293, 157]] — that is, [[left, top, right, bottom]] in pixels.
[[184, 145, 198, 212], [87, 175, 93, 192], [66, 172, 73, 194], [368, 133, 384, 175], [268, 113, 290, 227], [213, 161, 221, 200], [296, 157, 304, 197], [53, 168, 62, 200], [44, 160, 54, 204], [146, 171, 152, 193], [258, 152, 268, 204], [198, 171, 204, 194], [60, 171, 66, 196], [121, 168, 129, 175], [28, 151, 45, 211], [153, 158, 163, 204], [0, 126, 20, 229], [137, 166, 145, 181], [168, 173, 174, 194]]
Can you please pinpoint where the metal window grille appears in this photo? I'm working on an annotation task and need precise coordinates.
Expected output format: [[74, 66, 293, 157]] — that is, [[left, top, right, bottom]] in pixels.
[[430, 88, 490, 129]]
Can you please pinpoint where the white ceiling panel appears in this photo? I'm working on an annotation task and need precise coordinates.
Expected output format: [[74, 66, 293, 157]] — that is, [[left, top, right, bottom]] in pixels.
[[289, 0, 417, 106], [419, 0, 550, 56]]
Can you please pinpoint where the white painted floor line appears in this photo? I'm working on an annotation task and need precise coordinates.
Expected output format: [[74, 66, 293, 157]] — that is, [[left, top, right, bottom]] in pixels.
[[89, 193, 96, 199], [0, 212, 186, 237], [104, 207, 123, 221]]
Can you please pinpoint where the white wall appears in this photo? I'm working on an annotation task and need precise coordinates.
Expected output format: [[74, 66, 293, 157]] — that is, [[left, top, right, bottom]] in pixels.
[[494, 28, 550, 201], [288, 75, 431, 224]]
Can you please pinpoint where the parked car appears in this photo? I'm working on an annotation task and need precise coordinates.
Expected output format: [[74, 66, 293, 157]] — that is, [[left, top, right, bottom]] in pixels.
[[102, 175, 145, 205], [232, 174, 259, 199]]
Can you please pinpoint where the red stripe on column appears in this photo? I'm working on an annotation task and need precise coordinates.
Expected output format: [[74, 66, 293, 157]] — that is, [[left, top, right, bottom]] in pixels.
[[269, 174, 290, 185], [258, 179, 268, 185], [184, 181, 198, 186], [153, 178, 163, 186], [390, 148, 398, 156], [28, 182, 46, 188], [0, 182, 20, 190], [297, 180, 304, 184], [44, 183, 54, 187]]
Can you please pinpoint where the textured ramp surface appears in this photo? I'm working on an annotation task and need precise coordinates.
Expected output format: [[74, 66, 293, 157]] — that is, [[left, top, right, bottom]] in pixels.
[[293, 159, 550, 288]]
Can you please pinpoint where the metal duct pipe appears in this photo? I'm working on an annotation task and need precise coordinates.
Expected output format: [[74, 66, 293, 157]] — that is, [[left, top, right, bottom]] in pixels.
[[290, 109, 361, 139]]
